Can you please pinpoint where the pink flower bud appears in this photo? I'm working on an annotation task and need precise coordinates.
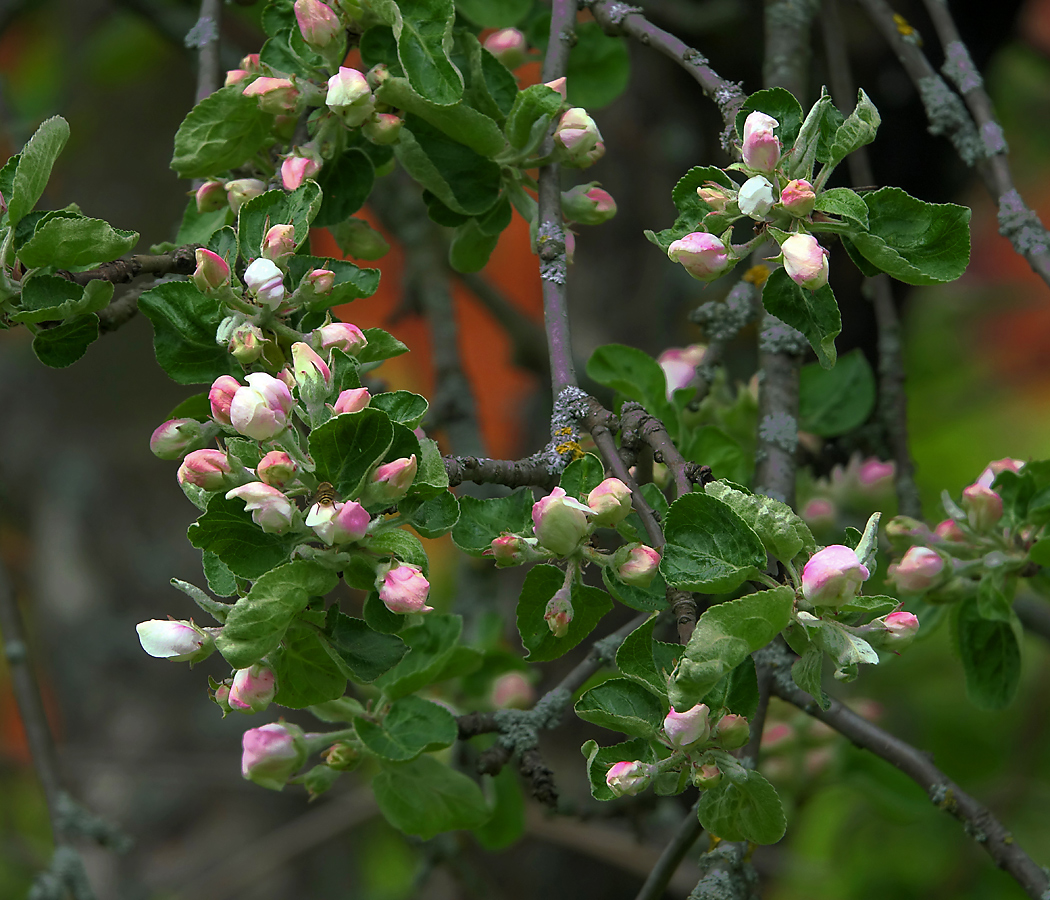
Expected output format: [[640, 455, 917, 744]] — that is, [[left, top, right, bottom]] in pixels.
[[333, 387, 371, 415], [663, 702, 710, 748], [801, 544, 870, 608], [561, 183, 617, 226], [363, 456, 418, 505], [544, 585, 573, 637], [737, 175, 775, 219], [366, 63, 391, 90], [257, 451, 297, 488], [885, 515, 935, 547], [762, 722, 794, 749], [209, 375, 241, 425], [532, 486, 593, 556], [667, 232, 730, 282], [976, 458, 1026, 489], [487, 534, 533, 567], [961, 483, 1003, 531], [587, 477, 632, 527], [377, 563, 433, 614], [781, 233, 829, 290], [858, 457, 895, 492], [213, 680, 232, 714], [780, 178, 816, 216], [192, 248, 230, 293], [239, 53, 260, 71], [545, 76, 568, 99], [226, 482, 296, 533], [242, 722, 307, 790], [294, 0, 343, 48], [305, 268, 336, 295], [713, 714, 749, 750], [136, 619, 215, 663], [802, 498, 837, 529], [889, 546, 944, 593], [692, 764, 722, 789], [490, 671, 535, 709], [934, 518, 967, 542], [244, 257, 286, 309], [316, 322, 367, 355], [326, 67, 375, 126], [262, 224, 297, 264], [228, 322, 265, 365], [196, 180, 228, 213], [291, 341, 332, 392], [657, 344, 707, 396], [741, 111, 781, 172], [225, 178, 267, 213], [281, 153, 322, 191], [362, 113, 403, 145], [564, 229, 576, 265], [554, 108, 602, 160], [883, 610, 920, 641], [178, 449, 233, 491], [150, 418, 207, 460], [229, 664, 277, 713], [225, 69, 250, 87], [869, 610, 921, 652], [243, 76, 300, 115], [306, 498, 370, 544], [697, 182, 732, 210], [484, 28, 527, 68], [605, 760, 650, 797], [230, 373, 294, 440], [617, 545, 661, 588]]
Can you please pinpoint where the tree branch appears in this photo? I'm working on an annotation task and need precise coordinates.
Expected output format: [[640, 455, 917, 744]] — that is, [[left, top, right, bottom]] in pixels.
[[632, 799, 705, 900], [192, 0, 223, 104], [443, 455, 561, 490]]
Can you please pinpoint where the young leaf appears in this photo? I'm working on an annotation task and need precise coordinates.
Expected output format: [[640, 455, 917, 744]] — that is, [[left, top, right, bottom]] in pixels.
[[586, 343, 676, 427], [696, 769, 787, 844], [171, 86, 275, 178], [516, 565, 613, 661], [357, 327, 410, 364], [575, 677, 666, 739], [457, 0, 531, 27], [187, 495, 300, 580], [8, 116, 69, 227], [704, 480, 817, 566], [798, 349, 876, 437], [373, 755, 490, 839], [616, 616, 679, 698], [271, 619, 348, 708], [398, 492, 460, 539], [565, 22, 630, 110], [313, 148, 374, 227], [371, 0, 463, 106], [824, 88, 881, 174], [560, 453, 606, 500], [13, 276, 113, 325], [371, 390, 429, 428], [18, 216, 139, 268], [791, 644, 830, 709], [602, 566, 670, 613], [202, 550, 237, 598], [374, 613, 463, 700], [309, 408, 395, 500], [452, 489, 534, 556], [449, 217, 501, 272], [237, 182, 323, 260], [760, 267, 841, 369], [356, 695, 457, 761], [812, 187, 869, 230], [503, 84, 563, 152], [955, 597, 1022, 709], [323, 609, 407, 682], [31, 314, 99, 368]]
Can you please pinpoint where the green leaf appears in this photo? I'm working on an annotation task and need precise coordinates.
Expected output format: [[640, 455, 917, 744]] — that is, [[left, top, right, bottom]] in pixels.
[[372, 390, 429, 427], [850, 187, 971, 286], [310, 408, 394, 500], [363, 590, 406, 634], [215, 561, 339, 668], [704, 480, 817, 565], [669, 587, 794, 711], [323, 609, 407, 682], [581, 737, 656, 801], [956, 597, 1022, 709], [1029, 537, 1050, 566], [202, 550, 238, 598], [187, 494, 300, 580], [703, 656, 760, 719], [566, 22, 630, 110], [238, 182, 323, 260], [413, 436, 451, 495], [452, 489, 534, 555], [271, 619, 348, 708], [836, 593, 899, 618], [816, 621, 878, 673], [373, 755, 490, 839], [138, 282, 241, 385], [18, 216, 138, 269], [679, 426, 750, 487], [398, 492, 460, 538], [373, 0, 464, 106], [176, 201, 229, 246], [696, 770, 786, 844], [602, 565, 670, 613], [787, 90, 838, 180], [473, 766, 526, 851], [516, 566, 613, 661], [462, 36, 518, 122], [31, 314, 99, 367], [360, 25, 403, 73], [812, 187, 869, 230], [825, 88, 881, 173], [560, 453, 606, 500], [575, 677, 665, 739], [366, 529, 430, 575], [9, 116, 69, 226], [286, 256, 381, 310], [375, 613, 463, 700], [357, 327, 410, 364], [977, 571, 1016, 622], [13, 276, 113, 324], [736, 88, 805, 149], [615, 616, 678, 698], [170, 578, 232, 624], [356, 695, 457, 761], [503, 83, 563, 152], [586, 343, 675, 426], [798, 348, 875, 437], [171, 86, 275, 178], [645, 166, 737, 252], [449, 216, 501, 273], [791, 644, 829, 709], [660, 493, 767, 593], [760, 267, 840, 369], [314, 148, 374, 227], [456, 0, 531, 27]]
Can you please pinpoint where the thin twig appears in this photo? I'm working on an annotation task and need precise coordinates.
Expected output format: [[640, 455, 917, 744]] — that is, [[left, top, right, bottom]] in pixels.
[[619, 401, 693, 500], [632, 799, 705, 900], [56, 246, 199, 288]]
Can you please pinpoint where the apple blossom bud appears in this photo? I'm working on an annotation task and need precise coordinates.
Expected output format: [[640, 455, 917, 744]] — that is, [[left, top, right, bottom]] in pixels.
[[281, 152, 322, 191], [741, 111, 781, 172], [243, 76, 299, 115], [667, 232, 731, 282], [553, 108, 602, 161], [564, 139, 605, 169], [192, 248, 230, 292], [230, 373, 294, 440], [362, 456, 418, 505], [225, 69, 250, 87], [885, 515, 935, 548], [962, 483, 1003, 531], [291, 341, 332, 394], [303, 269, 335, 296], [196, 180, 228, 213], [874, 610, 920, 651], [315, 322, 368, 356], [802, 544, 870, 607], [226, 482, 296, 533], [657, 344, 707, 396], [487, 534, 532, 567], [587, 477, 633, 527], [377, 563, 433, 614], [976, 457, 1026, 489], [333, 387, 371, 415], [362, 113, 403, 145], [545, 76, 567, 99], [888, 546, 944, 593], [802, 498, 837, 530], [228, 322, 265, 365], [564, 229, 576, 265], [484, 28, 527, 68], [561, 183, 617, 226], [605, 760, 650, 797], [692, 764, 722, 789], [366, 63, 391, 90], [136, 619, 215, 663], [713, 714, 750, 750], [532, 486, 593, 556], [150, 418, 208, 460], [737, 175, 775, 219], [257, 451, 297, 488], [209, 375, 241, 426], [225, 178, 267, 213], [212, 680, 232, 714], [857, 457, 895, 496], [243, 258, 286, 310], [294, 0, 343, 48], [697, 182, 732, 210], [323, 741, 361, 771], [240, 53, 261, 72], [242, 722, 307, 790], [490, 671, 535, 709], [326, 67, 375, 127], [306, 498, 370, 544], [935, 518, 967, 542], [617, 545, 661, 588], [781, 233, 830, 290], [229, 664, 277, 713], [664, 702, 710, 748], [261, 225, 297, 266], [178, 449, 233, 491], [544, 585, 573, 637], [780, 178, 816, 216]]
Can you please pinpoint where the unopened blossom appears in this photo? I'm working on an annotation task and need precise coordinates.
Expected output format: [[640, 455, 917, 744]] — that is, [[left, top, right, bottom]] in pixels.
[[226, 482, 296, 533], [326, 67, 375, 127], [802, 498, 837, 530], [225, 178, 266, 213], [587, 477, 633, 527], [195, 180, 227, 213], [178, 449, 233, 491], [229, 664, 277, 713], [316, 322, 368, 356], [242, 722, 307, 790], [227, 322, 264, 365], [553, 108, 601, 162], [291, 342, 332, 395], [262, 224, 297, 264], [256, 451, 295, 489], [802, 544, 870, 607], [962, 483, 1003, 531], [532, 487, 593, 556], [976, 458, 1025, 489], [664, 702, 710, 748], [243, 76, 299, 115], [305, 498, 370, 544], [361, 456, 417, 506], [136, 619, 214, 663], [617, 545, 661, 588], [294, 0, 343, 49], [304, 269, 335, 295], [780, 178, 815, 216], [281, 153, 322, 191], [230, 373, 293, 440], [192, 249, 230, 293], [872, 610, 920, 651], [857, 457, 895, 493], [713, 714, 750, 750], [606, 760, 650, 797], [484, 28, 527, 68], [888, 546, 944, 593], [362, 113, 403, 145], [224, 69, 250, 87], [781, 233, 829, 290], [377, 564, 433, 614], [150, 418, 207, 460], [657, 344, 707, 396], [545, 76, 567, 99], [693, 764, 722, 789], [544, 585, 573, 637], [935, 518, 967, 542], [209, 375, 241, 425], [333, 387, 371, 415], [667, 232, 730, 282], [366, 64, 391, 90], [487, 534, 533, 567], [738, 175, 775, 219], [490, 671, 535, 709], [243, 258, 286, 310], [697, 182, 732, 210], [561, 183, 617, 226], [741, 111, 781, 172]]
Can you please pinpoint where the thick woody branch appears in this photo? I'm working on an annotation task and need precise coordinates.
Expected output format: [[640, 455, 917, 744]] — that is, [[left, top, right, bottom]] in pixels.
[[57, 245, 199, 287], [443, 455, 560, 490], [192, 0, 223, 104], [618, 401, 702, 501]]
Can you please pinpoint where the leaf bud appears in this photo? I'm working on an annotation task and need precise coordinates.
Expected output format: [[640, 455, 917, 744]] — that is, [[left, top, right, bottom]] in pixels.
[[136, 619, 215, 663], [483, 28, 527, 68], [801, 544, 870, 608], [663, 702, 710, 748], [229, 664, 277, 713], [376, 563, 433, 614], [781, 233, 829, 290], [667, 232, 731, 282], [741, 111, 781, 172], [242, 722, 307, 790], [605, 760, 651, 797]]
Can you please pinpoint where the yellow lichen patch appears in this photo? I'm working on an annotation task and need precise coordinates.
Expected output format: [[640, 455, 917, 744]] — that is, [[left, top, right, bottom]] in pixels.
[[743, 264, 770, 286], [555, 440, 585, 461]]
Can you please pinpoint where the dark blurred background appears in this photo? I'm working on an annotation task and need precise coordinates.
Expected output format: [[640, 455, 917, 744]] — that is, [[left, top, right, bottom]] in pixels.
[[2, 0, 1050, 897]]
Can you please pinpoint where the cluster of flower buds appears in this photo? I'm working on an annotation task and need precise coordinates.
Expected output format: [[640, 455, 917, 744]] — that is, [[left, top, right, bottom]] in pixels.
[[800, 454, 897, 533]]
